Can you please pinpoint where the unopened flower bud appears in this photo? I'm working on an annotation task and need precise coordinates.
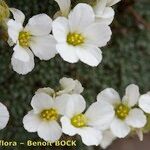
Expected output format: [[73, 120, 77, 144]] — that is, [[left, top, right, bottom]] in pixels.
[[0, 0, 10, 23]]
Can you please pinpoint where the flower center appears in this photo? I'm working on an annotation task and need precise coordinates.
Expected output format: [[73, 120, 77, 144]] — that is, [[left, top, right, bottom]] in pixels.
[[19, 31, 31, 48], [40, 108, 58, 121], [115, 104, 129, 120], [71, 114, 87, 128], [67, 33, 84, 46]]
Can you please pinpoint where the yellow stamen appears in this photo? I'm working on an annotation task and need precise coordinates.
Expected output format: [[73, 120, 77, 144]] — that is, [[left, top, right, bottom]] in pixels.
[[19, 31, 31, 48], [115, 104, 129, 120], [40, 108, 58, 121], [71, 114, 87, 128], [67, 32, 85, 46]]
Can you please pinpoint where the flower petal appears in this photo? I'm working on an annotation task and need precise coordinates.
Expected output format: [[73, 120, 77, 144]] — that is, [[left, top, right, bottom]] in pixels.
[[94, 0, 107, 16], [61, 116, 102, 146], [139, 93, 150, 113], [100, 7, 115, 19], [25, 14, 52, 36], [57, 77, 76, 95], [30, 35, 57, 60], [135, 128, 143, 141], [37, 121, 62, 142], [55, 0, 71, 17], [0, 116, 9, 130], [72, 80, 84, 94], [85, 101, 114, 130], [9, 8, 25, 23], [7, 19, 23, 43], [56, 43, 79, 63], [96, 7, 115, 25], [13, 44, 30, 62], [59, 94, 86, 117], [125, 108, 146, 128], [0, 103, 9, 118], [76, 45, 102, 67], [23, 110, 41, 132], [0, 103, 9, 129], [53, 94, 71, 115], [11, 48, 35, 75], [52, 17, 69, 42], [57, 77, 83, 95], [123, 84, 140, 107], [31, 93, 54, 113], [79, 127, 102, 146], [97, 88, 120, 105], [100, 130, 116, 149], [68, 3, 95, 32], [84, 23, 112, 47], [36, 88, 55, 96], [107, 0, 121, 6], [110, 118, 130, 138], [60, 116, 77, 136]]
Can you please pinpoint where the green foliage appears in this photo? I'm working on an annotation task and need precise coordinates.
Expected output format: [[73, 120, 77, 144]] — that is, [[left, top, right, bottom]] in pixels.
[[0, 0, 149, 149]]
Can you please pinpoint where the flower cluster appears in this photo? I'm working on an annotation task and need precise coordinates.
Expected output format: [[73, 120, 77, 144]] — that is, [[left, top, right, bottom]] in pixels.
[[5, 0, 121, 75], [0, 78, 150, 148], [22, 78, 150, 149], [23, 77, 114, 146]]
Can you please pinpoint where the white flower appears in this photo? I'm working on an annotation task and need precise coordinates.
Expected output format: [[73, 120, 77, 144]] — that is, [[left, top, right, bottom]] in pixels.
[[54, 0, 71, 18], [94, 0, 121, 25], [139, 92, 150, 113], [56, 77, 84, 95], [100, 130, 116, 149], [137, 92, 150, 141], [36, 77, 84, 96], [7, 8, 57, 75], [54, 0, 120, 25], [52, 3, 112, 67], [60, 94, 114, 146], [23, 92, 69, 142], [107, 0, 121, 6], [97, 84, 147, 138], [36, 87, 55, 97], [0, 102, 9, 130], [94, 0, 114, 25]]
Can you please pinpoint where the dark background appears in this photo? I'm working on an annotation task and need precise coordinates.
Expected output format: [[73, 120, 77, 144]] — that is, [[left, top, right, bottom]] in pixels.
[[0, 0, 150, 149]]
